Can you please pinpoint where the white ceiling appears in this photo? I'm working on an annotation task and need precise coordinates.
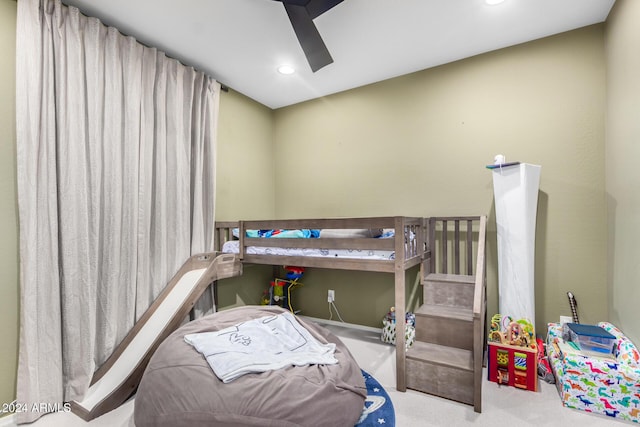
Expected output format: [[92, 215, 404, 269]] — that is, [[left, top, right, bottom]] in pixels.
[[61, 0, 615, 109]]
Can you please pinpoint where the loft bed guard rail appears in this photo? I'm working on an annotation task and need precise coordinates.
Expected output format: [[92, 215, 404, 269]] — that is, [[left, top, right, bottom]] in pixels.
[[425, 215, 486, 335], [426, 216, 484, 276], [214, 217, 428, 272]]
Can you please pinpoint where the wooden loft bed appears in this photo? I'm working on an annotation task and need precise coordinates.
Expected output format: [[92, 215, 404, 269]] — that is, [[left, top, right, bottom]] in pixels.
[[214, 216, 487, 411]]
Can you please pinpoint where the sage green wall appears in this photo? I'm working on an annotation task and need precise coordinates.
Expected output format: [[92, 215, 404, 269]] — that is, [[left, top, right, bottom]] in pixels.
[[215, 89, 276, 309], [605, 0, 640, 346], [216, 89, 275, 222], [273, 25, 607, 333], [0, 0, 18, 414]]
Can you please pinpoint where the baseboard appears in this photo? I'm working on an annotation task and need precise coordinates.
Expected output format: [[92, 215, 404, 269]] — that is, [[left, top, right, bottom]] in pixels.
[[300, 315, 382, 334], [0, 414, 16, 427]]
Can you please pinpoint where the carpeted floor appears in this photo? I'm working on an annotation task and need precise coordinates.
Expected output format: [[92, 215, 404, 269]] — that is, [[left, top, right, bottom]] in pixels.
[[323, 321, 631, 427], [8, 319, 633, 427]]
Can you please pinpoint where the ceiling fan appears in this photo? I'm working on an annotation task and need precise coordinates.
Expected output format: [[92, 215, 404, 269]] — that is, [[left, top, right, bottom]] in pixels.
[[272, 0, 344, 72]]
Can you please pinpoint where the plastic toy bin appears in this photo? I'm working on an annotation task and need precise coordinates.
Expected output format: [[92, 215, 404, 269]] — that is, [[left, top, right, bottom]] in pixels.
[[566, 323, 616, 354]]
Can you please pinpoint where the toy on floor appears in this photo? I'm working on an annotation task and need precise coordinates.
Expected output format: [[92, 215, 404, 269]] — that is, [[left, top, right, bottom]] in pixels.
[[536, 337, 555, 384], [381, 307, 416, 350], [496, 348, 509, 385], [488, 314, 538, 391], [260, 266, 305, 313]]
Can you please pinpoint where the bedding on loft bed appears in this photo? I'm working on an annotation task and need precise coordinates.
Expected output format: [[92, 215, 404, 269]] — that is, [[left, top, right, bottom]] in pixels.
[[233, 228, 389, 239], [222, 240, 396, 260], [221, 227, 398, 260]]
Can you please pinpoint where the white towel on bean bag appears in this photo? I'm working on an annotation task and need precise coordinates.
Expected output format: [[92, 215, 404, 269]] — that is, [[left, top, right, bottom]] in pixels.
[[184, 311, 337, 383]]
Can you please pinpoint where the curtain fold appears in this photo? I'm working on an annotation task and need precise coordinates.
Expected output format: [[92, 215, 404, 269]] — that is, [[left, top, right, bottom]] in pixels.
[[15, 0, 219, 423]]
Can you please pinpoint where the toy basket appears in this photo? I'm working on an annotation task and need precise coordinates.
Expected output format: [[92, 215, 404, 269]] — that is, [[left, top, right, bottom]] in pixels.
[[381, 310, 415, 350]]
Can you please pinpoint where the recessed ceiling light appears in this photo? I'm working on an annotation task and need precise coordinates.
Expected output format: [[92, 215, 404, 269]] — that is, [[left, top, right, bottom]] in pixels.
[[485, 0, 506, 5], [277, 65, 295, 75]]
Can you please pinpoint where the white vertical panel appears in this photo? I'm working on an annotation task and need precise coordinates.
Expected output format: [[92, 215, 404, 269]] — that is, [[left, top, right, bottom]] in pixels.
[[492, 163, 541, 324]]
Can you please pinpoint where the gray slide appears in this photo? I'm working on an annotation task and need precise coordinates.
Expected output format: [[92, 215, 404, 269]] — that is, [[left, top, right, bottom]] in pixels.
[[70, 252, 242, 421]]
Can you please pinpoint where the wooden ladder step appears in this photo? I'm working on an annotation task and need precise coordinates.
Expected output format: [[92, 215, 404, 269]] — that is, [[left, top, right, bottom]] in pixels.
[[423, 273, 475, 309], [415, 304, 473, 350], [424, 273, 475, 284], [415, 303, 473, 321], [406, 341, 474, 405], [407, 341, 473, 371]]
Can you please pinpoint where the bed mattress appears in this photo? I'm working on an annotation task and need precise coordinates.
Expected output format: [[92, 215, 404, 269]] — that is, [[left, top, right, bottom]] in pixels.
[[222, 240, 395, 261], [134, 305, 367, 427]]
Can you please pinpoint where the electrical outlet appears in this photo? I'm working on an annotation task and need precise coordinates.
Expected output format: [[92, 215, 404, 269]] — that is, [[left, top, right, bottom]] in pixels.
[[327, 289, 335, 303], [559, 315, 573, 324]]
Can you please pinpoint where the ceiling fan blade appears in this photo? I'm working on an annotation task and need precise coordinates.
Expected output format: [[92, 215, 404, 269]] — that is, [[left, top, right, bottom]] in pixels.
[[305, 0, 344, 19], [273, 0, 343, 18], [283, 3, 333, 72]]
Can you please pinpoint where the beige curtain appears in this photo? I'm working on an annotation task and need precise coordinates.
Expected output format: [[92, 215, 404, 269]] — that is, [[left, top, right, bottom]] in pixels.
[[15, 0, 219, 423]]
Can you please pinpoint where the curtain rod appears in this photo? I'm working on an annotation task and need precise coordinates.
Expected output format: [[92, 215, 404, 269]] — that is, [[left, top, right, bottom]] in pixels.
[[44, 0, 233, 93]]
